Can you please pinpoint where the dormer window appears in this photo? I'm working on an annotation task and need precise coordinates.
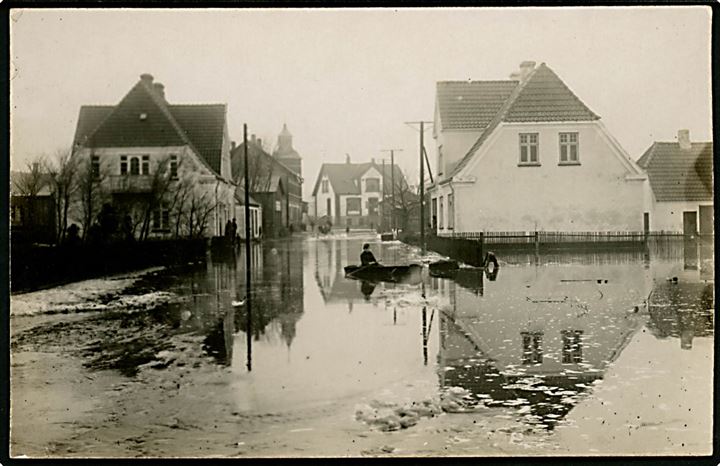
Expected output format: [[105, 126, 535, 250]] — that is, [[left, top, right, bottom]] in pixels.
[[170, 155, 178, 179], [321, 179, 329, 193]]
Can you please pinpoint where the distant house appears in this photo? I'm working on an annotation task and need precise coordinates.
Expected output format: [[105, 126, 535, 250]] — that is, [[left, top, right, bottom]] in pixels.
[[72, 73, 238, 238], [231, 135, 303, 237], [10, 170, 56, 244], [272, 124, 304, 228], [637, 130, 713, 236], [234, 187, 263, 240], [312, 157, 405, 230], [429, 61, 646, 234]]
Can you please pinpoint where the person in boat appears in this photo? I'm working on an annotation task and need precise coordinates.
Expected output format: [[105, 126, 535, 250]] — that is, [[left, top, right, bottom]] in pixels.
[[360, 243, 379, 267]]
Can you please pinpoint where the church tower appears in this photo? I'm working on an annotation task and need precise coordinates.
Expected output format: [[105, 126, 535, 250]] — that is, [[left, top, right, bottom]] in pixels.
[[272, 123, 302, 177]]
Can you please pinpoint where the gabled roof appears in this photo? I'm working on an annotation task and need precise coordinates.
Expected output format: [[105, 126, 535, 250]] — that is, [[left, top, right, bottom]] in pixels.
[[234, 186, 260, 207], [637, 141, 713, 202], [230, 141, 302, 192], [73, 77, 228, 177], [436, 80, 518, 130], [444, 63, 601, 179], [312, 162, 406, 196]]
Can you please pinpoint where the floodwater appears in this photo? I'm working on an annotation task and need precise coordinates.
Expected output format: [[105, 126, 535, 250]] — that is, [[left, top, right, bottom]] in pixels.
[[10, 235, 714, 457]]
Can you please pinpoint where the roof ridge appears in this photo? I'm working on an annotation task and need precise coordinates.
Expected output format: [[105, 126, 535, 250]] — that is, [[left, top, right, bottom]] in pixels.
[[438, 80, 517, 84], [169, 103, 226, 108], [446, 65, 541, 178]]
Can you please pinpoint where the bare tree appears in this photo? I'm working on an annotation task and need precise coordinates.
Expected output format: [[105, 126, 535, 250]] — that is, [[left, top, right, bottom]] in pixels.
[[233, 144, 276, 193], [77, 150, 107, 241], [384, 173, 421, 232], [45, 147, 80, 244], [137, 156, 176, 241], [12, 156, 49, 236]]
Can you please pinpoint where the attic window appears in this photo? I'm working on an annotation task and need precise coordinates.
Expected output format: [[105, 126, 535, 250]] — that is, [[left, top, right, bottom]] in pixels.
[[139, 113, 148, 121]]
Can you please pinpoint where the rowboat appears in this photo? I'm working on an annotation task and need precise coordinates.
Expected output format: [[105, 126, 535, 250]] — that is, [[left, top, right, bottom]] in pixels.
[[344, 264, 422, 283], [428, 260, 459, 277]]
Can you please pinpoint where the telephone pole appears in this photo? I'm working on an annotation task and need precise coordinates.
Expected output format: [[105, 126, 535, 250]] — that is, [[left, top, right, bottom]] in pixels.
[[404, 121, 433, 254], [243, 124, 252, 372], [381, 148, 403, 232]]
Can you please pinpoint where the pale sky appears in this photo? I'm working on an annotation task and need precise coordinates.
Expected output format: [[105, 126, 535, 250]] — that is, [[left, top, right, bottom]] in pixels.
[[10, 7, 712, 199]]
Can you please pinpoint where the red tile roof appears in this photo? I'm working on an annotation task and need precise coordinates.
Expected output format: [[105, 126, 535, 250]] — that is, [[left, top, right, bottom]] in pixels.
[[312, 162, 406, 196], [443, 63, 600, 179], [436, 81, 518, 130], [73, 79, 227, 177], [637, 142, 713, 202]]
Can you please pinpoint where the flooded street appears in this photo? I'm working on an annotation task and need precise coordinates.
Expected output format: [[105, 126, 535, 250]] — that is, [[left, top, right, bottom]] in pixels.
[[10, 235, 714, 457]]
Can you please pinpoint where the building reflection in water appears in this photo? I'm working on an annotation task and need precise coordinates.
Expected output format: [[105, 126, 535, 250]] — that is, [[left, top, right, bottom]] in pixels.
[[199, 239, 305, 367], [432, 253, 651, 430]]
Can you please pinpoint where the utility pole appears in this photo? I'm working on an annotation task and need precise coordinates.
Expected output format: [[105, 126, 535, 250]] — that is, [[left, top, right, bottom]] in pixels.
[[381, 148, 403, 233], [381, 158, 386, 231], [404, 121, 433, 254], [243, 124, 252, 372]]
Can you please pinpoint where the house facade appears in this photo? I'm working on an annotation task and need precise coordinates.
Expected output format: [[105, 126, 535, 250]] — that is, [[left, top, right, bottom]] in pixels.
[[312, 157, 405, 230], [637, 130, 713, 236], [231, 136, 302, 237], [10, 171, 56, 244], [429, 62, 646, 234], [272, 124, 304, 228], [72, 73, 239, 239]]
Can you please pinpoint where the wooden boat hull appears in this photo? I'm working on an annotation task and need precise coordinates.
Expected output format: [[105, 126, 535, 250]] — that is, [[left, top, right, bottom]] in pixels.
[[344, 264, 422, 283]]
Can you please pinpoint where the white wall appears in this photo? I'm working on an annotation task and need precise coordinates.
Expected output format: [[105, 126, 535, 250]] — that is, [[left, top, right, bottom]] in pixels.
[[649, 200, 713, 233], [313, 174, 335, 218], [434, 129, 482, 182], [443, 122, 644, 232]]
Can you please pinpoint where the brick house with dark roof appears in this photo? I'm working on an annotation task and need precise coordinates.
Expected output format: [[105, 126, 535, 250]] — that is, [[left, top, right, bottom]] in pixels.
[[231, 136, 302, 237], [430, 61, 646, 233], [637, 129, 713, 235], [72, 73, 251, 238], [311, 157, 406, 231]]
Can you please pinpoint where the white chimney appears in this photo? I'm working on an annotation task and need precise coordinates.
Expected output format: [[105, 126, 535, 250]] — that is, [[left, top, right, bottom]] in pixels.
[[678, 129, 691, 150]]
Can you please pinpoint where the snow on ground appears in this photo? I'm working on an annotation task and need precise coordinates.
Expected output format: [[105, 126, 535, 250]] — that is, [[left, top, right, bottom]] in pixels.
[[10, 267, 168, 317]]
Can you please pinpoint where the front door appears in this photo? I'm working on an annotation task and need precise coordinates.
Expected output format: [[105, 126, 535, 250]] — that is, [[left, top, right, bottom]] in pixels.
[[699, 205, 714, 236], [683, 211, 697, 237]]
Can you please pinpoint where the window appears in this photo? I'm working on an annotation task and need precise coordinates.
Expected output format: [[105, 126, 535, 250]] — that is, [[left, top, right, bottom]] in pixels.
[[141, 155, 150, 175], [120, 156, 128, 175], [365, 178, 380, 193], [152, 203, 170, 231], [519, 133, 539, 165], [431, 198, 438, 230], [321, 179, 329, 193], [11, 205, 22, 225], [129, 157, 140, 175], [559, 132, 579, 164], [439, 196, 444, 229], [368, 197, 378, 216], [561, 330, 583, 363], [521, 332, 543, 364], [275, 200, 282, 212], [438, 145, 444, 176], [170, 155, 178, 179], [326, 198, 331, 216], [447, 193, 454, 229], [91, 155, 100, 179], [346, 197, 361, 215]]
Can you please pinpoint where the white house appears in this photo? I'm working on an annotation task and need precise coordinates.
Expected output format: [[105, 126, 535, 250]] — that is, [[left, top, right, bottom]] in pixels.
[[637, 130, 713, 236], [72, 73, 253, 238], [429, 61, 646, 234], [311, 157, 404, 230]]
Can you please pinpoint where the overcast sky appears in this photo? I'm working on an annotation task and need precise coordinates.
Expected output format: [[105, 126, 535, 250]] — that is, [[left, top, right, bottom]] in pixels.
[[10, 7, 712, 198]]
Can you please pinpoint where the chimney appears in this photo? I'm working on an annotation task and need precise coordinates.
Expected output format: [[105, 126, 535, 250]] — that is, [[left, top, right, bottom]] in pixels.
[[153, 82, 165, 100], [251, 134, 256, 144], [346, 154, 351, 164], [518, 61, 536, 81], [678, 129, 691, 150], [140, 73, 154, 84], [231, 141, 236, 150]]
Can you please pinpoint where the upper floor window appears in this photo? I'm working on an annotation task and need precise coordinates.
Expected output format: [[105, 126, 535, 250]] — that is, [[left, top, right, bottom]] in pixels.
[[91, 155, 100, 179], [141, 155, 150, 175], [130, 157, 140, 175], [321, 179, 329, 193], [170, 155, 178, 179], [120, 156, 128, 175], [559, 132, 579, 164], [365, 178, 380, 193], [447, 193, 454, 229], [438, 145, 444, 176], [519, 133, 539, 165], [439, 196, 444, 229]]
